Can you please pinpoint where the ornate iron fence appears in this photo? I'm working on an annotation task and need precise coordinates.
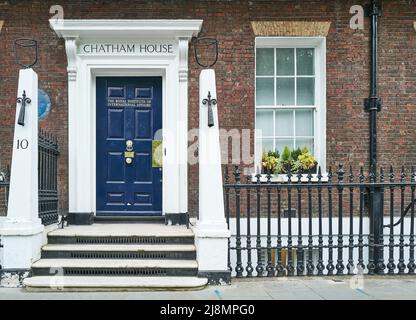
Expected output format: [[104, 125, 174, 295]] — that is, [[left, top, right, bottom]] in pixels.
[[224, 165, 416, 277], [38, 129, 59, 226]]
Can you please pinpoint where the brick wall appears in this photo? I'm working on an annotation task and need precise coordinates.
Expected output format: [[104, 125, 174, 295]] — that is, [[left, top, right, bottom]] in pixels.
[[0, 0, 415, 216]]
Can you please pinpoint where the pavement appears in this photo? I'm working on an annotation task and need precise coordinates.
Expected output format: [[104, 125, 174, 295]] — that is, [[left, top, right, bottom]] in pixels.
[[1, 276, 416, 300]]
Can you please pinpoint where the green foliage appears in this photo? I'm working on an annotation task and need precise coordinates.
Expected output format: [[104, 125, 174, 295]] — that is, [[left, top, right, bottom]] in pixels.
[[297, 148, 317, 171], [262, 150, 279, 173], [281, 146, 292, 162], [291, 148, 302, 161], [268, 150, 279, 159], [292, 159, 304, 173], [274, 160, 284, 174], [261, 145, 318, 175]]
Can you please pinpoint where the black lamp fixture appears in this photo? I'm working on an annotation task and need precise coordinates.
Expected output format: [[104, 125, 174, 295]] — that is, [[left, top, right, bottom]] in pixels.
[[194, 36, 220, 128], [14, 38, 38, 69], [14, 38, 38, 126], [193, 36, 218, 68]]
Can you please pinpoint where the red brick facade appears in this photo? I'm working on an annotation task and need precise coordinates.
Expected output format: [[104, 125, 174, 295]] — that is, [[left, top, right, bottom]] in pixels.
[[0, 0, 415, 216]]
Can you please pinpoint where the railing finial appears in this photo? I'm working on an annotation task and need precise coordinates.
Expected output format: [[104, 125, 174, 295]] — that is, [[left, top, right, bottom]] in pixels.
[[348, 165, 353, 183], [336, 164, 344, 183], [317, 166, 322, 183], [359, 166, 365, 183], [389, 165, 395, 182], [233, 165, 241, 184], [401, 166, 406, 183]]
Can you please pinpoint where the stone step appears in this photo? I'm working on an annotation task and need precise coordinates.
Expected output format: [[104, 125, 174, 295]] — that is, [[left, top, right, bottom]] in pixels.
[[48, 224, 194, 245], [31, 259, 198, 277], [24, 276, 208, 291], [41, 244, 196, 260]]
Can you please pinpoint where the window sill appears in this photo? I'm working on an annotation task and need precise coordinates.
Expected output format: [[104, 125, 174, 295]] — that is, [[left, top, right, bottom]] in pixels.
[[251, 173, 329, 183]]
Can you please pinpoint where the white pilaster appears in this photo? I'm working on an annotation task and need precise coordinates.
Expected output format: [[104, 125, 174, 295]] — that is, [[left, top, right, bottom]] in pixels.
[[1, 69, 44, 270], [195, 69, 230, 275], [64, 37, 78, 213], [177, 37, 189, 215]]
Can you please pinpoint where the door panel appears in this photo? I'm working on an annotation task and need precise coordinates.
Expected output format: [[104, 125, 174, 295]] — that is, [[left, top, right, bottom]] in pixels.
[[96, 77, 162, 216], [107, 109, 125, 139], [107, 152, 125, 182], [135, 110, 152, 139]]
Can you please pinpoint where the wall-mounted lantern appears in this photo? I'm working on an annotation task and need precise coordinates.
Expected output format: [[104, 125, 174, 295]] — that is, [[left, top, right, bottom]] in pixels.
[[14, 38, 38, 69], [194, 37, 219, 128], [193, 37, 218, 69]]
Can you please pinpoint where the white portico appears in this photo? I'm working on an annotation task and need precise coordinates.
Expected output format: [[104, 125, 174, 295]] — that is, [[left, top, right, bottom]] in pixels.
[[49, 20, 203, 223]]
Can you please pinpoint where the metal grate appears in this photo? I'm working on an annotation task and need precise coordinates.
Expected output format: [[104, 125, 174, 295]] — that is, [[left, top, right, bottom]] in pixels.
[[75, 237, 168, 245], [63, 268, 168, 276], [69, 251, 171, 259]]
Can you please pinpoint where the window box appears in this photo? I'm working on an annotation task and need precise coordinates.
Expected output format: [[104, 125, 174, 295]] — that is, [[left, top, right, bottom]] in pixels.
[[251, 173, 329, 183]]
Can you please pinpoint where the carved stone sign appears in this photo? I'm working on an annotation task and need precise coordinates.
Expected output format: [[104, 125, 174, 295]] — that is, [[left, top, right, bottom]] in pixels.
[[79, 42, 175, 55]]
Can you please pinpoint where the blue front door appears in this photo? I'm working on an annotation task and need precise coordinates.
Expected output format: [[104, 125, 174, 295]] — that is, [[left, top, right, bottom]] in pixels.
[[96, 77, 162, 216]]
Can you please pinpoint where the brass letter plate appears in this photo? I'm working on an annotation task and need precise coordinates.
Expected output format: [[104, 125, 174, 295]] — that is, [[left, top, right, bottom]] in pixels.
[[124, 151, 135, 158]]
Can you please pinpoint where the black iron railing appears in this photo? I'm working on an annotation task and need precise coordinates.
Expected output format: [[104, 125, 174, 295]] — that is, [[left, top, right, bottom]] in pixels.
[[0, 166, 10, 217], [38, 129, 59, 226], [224, 165, 416, 277]]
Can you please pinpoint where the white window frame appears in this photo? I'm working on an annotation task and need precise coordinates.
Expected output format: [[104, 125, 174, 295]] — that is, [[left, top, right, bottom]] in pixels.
[[255, 37, 327, 174]]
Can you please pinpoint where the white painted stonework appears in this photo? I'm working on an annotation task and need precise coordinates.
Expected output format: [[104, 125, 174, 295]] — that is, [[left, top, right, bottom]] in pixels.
[[24, 276, 208, 290], [47, 223, 193, 237], [1, 69, 44, 271], [194, 69, 230, 274], [49, 19, 203, 217]]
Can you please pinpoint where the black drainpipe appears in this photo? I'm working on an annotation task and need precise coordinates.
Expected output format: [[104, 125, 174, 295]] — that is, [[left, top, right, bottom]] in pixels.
[[365, 0, 384, 275], [364, 0, 382, 168]]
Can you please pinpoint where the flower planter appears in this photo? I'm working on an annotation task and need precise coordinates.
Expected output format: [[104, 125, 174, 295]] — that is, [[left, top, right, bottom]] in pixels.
[[299, 163, 318, 174]]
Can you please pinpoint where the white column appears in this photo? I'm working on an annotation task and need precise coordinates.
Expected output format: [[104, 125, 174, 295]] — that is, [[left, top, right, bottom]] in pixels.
[[1, 68, 44, 273], [195, 69, 230, 279]]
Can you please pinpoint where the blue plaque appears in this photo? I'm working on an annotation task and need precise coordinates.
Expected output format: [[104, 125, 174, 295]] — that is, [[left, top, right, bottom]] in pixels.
[[38, 89, 51, 121]]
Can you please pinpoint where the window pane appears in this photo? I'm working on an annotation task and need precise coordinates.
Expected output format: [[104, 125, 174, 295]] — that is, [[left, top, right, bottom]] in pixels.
[[258, 138, 274, 154], [295, 138, 314, 155], [256, 78, 274, 106], [295, 109, 314, 137], [276, 48, 294, 75], [255, 139, 263, 170], [256, 110, 274, 137], [297, 78, 314, 105], [276, 139, 294, 156], [276, 78, 295, 105], [256, 48, 274, 76], [275, 110, 294, 137], [296, 48, 314, 75]]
